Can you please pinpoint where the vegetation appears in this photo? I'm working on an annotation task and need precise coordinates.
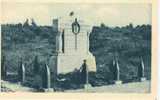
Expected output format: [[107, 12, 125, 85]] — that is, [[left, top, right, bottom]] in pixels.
[[17, 58, 23, 82], [1, 55, 7, 80], [90, 23, 151, 82]]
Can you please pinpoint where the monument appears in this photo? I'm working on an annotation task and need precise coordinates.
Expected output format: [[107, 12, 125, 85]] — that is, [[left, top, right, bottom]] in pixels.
[[50, 17, 96, 75]]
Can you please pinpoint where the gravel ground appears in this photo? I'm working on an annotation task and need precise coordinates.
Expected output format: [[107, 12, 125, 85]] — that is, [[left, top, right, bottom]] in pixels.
[[1, 80, 34, 92], [65, 81, 151, 93]]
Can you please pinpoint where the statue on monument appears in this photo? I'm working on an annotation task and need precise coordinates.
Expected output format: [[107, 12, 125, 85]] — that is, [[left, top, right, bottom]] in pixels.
[[80, 60, 87, 84]]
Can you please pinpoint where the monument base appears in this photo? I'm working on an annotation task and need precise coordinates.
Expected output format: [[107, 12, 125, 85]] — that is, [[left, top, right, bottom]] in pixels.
[[114, 80, 122, 85], [83, 83, 92, 90], [44, 88, 54, 92], [50, 52, 96, 75], [140, 77, 146, 82]]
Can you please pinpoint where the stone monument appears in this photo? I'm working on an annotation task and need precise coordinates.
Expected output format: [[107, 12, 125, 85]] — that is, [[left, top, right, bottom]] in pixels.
[[50, 17, 96, 75]]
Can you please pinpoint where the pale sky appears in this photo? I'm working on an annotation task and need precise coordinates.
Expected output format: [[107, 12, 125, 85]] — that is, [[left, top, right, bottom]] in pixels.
[[1, 3, 151, 26]]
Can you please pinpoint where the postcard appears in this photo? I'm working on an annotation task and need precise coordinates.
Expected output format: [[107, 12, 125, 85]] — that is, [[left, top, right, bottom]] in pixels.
[[0, 0, 158, 100]]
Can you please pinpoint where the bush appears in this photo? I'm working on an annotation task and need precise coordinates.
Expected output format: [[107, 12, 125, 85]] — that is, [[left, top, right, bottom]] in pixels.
[[31, 75, 43, 90]]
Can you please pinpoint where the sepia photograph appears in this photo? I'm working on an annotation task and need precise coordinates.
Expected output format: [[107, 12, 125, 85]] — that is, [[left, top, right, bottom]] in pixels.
[[0, 0, 156, 96]]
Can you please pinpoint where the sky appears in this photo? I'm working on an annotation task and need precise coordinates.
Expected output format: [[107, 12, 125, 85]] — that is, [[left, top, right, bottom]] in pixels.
[[1, 2, 151, 27]]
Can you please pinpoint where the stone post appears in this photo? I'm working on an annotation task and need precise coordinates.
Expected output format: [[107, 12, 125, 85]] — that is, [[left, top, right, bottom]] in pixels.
[[114, 59, 122, 85], [22, 64, 25, 84], [43, 64, 54, 92], [116, 61, 120, 81], [46, 64, 51, 89], [139, 57, 146, 82], [18, 58, 25, 84], [83, 60, 92, 90]]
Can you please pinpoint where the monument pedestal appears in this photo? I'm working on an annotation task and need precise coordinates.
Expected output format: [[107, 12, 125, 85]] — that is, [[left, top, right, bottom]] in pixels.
[[114, 80, 122, 85], [51, 52, 96, 75], [140, 77, 146, 82], [44, 88, 54, 92]]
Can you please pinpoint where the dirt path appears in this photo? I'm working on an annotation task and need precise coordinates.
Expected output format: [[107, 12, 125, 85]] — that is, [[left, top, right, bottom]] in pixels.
[[65, 81, 150, 93], [1, 80, 150, 93]]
